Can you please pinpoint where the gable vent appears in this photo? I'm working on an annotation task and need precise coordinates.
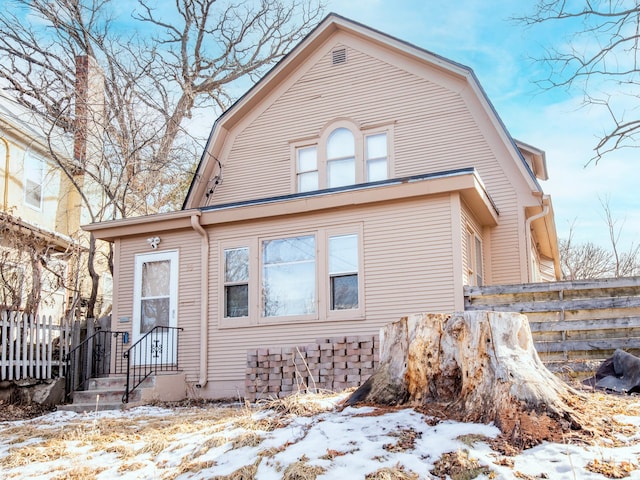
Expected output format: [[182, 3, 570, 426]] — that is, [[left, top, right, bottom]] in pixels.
[[332, 48, 347, 65]]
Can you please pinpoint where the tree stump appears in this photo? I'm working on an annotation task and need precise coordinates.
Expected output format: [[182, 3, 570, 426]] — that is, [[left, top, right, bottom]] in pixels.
[[345, 312, 588, 447]]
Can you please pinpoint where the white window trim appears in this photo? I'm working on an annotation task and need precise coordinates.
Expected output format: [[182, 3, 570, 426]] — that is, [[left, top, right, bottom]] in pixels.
[[218, 224, 365, 329], [219, 238, 257, 329], [290, 121, 394, 193], [466, 228, 484, 287], [324, 224, 365, 322]]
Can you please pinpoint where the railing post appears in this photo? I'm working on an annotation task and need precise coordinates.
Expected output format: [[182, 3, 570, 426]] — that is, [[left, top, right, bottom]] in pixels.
[[124, 350, 131, 404]]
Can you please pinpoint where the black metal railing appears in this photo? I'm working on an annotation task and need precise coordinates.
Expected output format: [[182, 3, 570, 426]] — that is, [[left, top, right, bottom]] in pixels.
[[122, 326, 182, 403], [65, 330, 128, 401]]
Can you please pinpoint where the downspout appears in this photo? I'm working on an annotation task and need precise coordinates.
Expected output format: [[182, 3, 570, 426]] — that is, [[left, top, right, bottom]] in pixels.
[[1, 136, 9, 211], [525, 195, 550, 282], [191, 211, 209, 388]]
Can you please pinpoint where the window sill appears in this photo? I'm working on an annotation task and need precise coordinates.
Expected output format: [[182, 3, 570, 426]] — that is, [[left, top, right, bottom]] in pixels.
[[218, 310, 366, 330]]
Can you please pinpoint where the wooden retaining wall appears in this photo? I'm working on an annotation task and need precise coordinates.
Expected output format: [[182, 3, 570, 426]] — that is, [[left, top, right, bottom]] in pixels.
[[464, 276, 640, 365]]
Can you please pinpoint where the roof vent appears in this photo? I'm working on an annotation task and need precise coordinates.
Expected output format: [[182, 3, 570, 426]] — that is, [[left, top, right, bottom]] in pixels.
[[332, 48, 347, 65]]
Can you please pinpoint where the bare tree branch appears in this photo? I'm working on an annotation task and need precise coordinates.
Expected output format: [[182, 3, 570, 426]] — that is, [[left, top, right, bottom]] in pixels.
[[515, 1, 640, 163], [0, 0, 324, 317]]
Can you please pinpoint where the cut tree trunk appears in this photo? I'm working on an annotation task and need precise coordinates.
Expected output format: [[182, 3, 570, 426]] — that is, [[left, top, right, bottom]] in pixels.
[[345, 311, 588, 447]]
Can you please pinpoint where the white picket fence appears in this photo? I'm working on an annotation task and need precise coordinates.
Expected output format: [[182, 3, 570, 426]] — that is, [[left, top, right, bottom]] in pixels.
[[0, 310, 73, 381]]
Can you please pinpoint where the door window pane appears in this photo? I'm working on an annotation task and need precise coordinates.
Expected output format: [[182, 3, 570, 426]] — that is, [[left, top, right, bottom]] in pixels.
[[142, 261, 170, 296], [263, 235, 316, 317], [140, 260, 171, 332], [141, 298, 169, 333]]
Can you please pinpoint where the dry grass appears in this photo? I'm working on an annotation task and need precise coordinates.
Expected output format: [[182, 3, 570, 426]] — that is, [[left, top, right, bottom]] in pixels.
[[117, 461, 147, 473], [586, 458, 637, 478], [50, 465, 108, 480], [365, 464, 420, 480], [164, 458, 217, 479], [430, 450, 493, 480], [260, 390, 343, 417], [383, 426, 421, 453], [456, 433, 492, 447], [209, 458, 262, 480], [3, 389, 640, 479], [281, 455, 327, 479], [1, 439, 68, 467]]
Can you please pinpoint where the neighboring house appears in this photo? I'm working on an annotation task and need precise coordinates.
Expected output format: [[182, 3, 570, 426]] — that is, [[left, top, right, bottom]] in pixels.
[[85, 14, 560, 400], [0, 90, 81, 319]]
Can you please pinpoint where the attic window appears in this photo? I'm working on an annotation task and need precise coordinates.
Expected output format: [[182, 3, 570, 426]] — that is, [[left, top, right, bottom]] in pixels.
[[332, 48, 347, 65]]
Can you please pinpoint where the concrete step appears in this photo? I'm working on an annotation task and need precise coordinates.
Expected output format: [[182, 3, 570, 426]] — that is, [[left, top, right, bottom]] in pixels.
[[87, 375, 154, 391], [57, 401, 125, 413], [72, 387, 142, 405], [60, 372, 187, 412]]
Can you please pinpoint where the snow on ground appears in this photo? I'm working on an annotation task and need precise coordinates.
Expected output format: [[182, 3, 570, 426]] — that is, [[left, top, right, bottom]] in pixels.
[[1, 392, 640, 479]]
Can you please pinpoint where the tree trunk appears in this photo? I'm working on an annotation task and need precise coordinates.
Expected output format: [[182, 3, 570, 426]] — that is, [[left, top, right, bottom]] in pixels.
[[345, 312, 588, 447]]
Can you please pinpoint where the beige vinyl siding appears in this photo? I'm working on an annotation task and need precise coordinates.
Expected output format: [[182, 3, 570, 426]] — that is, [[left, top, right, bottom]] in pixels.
[[211, 40, 526, 285], [114, 230, 203, 383], [206, 194, 455, 388]]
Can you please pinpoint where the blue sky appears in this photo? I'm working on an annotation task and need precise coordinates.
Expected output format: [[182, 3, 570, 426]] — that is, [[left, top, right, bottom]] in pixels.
[[323, 0, 639, 250], [4, 0, 635, 249]]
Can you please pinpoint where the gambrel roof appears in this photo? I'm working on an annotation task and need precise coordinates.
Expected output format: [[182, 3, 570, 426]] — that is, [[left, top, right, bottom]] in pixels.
[[183, 13, 545, 210]]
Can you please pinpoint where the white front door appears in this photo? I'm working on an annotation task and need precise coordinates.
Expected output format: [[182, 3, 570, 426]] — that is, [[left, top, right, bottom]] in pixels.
[[132, 250, 178, 365]]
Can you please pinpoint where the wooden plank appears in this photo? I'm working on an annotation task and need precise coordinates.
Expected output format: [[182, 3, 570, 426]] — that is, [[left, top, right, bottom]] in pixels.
[[9, 312, 16, 381], [466, 295, 640, 313], [464, 276, 640, 296], [34, 314, 41, 379], [529, 316, 640, 333], [46, 315, 53, 379], [535, 337, 640, 353], [29, 313, 35, 378], [21, 314, 28, 379]]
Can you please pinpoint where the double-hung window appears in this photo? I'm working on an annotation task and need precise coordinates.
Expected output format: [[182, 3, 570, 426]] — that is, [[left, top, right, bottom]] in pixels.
[[328, 234, 359, 310], [365, 133, 388, 182], [297, 146, 318, 192], [224, 247, 249, 317]]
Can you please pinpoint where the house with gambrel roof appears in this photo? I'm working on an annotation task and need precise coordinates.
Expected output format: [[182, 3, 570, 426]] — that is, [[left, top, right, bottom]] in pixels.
[[84, 13, 560, 401]]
